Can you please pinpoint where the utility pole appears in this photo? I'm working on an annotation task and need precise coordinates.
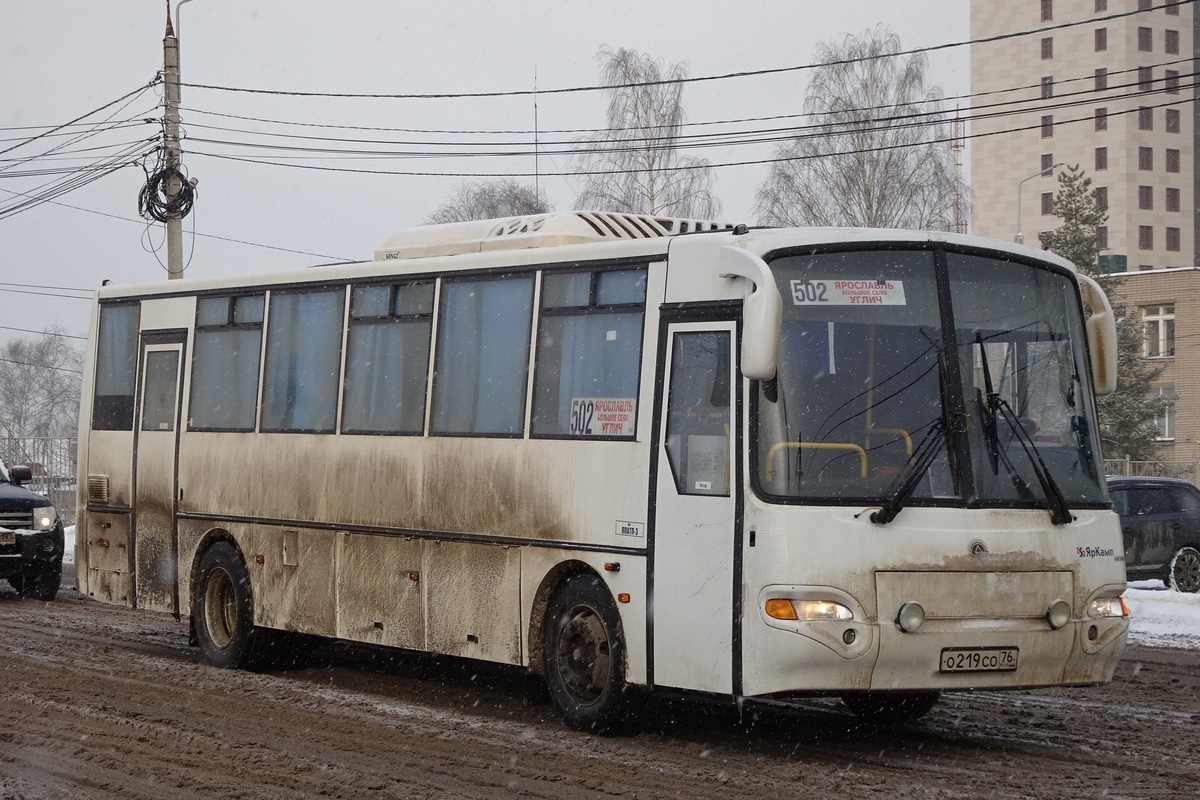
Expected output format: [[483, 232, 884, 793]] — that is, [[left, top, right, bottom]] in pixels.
[[163, 3, 184, 279]]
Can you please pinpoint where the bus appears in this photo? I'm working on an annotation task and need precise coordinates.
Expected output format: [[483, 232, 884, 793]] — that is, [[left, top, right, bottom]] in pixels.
[[76, 211, 1129, 730]]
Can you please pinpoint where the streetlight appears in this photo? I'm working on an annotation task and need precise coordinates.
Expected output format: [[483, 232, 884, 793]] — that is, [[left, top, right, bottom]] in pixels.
[[1015, 162, 1063, 245]]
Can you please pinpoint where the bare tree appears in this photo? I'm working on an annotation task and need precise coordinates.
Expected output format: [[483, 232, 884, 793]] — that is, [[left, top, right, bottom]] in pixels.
[[755, 27, 963, 230], [0, 330, 82, 443], [425, 179, 550, 224], [573, 47, 720, 219]]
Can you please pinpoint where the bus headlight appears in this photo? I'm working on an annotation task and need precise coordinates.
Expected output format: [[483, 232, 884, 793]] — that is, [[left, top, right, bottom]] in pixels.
[[1088, 596, 1129, 618], [32, 506, 57, 531], [765, 598, 853, 622]]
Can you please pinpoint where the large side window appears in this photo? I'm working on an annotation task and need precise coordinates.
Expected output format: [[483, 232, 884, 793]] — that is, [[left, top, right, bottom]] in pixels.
[[342, 282, 434, 434], [664, 331, 731, 496], [92, 303, 141, 431], [189, 294, 265, 431], [262, 288, 345, 433], [532, 268, 645, 438], [431, 275, 534, 436]]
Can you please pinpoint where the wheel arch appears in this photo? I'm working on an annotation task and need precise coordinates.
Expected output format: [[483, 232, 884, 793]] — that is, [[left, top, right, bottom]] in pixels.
[[527, 560, 620, 677]]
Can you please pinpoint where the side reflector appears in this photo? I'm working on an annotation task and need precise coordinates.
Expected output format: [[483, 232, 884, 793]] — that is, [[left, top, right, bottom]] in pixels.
[[255, 554, 265, 565], [617, 593, 631, 604], [604, 562, 621, 572], [408, 571, 420, 582]]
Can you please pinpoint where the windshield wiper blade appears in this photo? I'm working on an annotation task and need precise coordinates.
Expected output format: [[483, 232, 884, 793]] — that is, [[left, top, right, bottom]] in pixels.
[[975, 335, 1072, 525], [871, 420, 946, 525]]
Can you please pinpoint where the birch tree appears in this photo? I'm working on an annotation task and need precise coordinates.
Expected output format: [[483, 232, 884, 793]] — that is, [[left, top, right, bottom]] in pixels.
[[573, 47, 720, 219], [426, 179, 549, 224], [755, 27, 963, 230]]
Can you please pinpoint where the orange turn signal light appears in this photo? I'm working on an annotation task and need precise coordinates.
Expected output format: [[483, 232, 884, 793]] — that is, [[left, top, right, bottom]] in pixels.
[[255, 554, 265, 565], [99, 538, 110, 549], [408, 571, 420, 582], [764, 598, 799, 620], [617, 593, 631, 604]]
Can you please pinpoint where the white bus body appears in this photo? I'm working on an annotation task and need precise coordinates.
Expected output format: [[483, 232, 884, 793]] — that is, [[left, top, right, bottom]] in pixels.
[[76, 212, 1128, 729]]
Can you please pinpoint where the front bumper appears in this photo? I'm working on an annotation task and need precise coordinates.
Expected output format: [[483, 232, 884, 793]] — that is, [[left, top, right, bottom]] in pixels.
[[0, 523, 65, 578]]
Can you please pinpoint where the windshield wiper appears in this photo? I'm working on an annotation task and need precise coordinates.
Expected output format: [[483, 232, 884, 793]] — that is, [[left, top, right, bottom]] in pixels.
[[871, 420, 946, 525], [976, 335, 1072, 525]]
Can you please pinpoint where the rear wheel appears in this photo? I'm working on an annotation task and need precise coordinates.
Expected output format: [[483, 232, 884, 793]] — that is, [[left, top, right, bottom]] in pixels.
[[192, 542, 267, 669], [543, 573, 631, 733], [1168, 546, 1200, 593], [841, 691, 941, 723]]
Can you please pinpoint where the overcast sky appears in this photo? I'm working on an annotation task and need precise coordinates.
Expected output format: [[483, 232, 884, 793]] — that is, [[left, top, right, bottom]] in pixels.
[[1, 1, 969, 344]]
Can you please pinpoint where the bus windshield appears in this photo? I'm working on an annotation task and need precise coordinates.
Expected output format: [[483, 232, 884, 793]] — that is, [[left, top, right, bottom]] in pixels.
[[754, 247, 1108, 511]]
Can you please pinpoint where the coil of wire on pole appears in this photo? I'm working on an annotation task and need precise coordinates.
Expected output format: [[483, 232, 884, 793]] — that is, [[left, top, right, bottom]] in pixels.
[[138, 163, 195, 223]]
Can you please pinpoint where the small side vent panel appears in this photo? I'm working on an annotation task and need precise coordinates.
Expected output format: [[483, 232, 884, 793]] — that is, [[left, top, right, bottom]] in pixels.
[[87, 475, 110, 505]]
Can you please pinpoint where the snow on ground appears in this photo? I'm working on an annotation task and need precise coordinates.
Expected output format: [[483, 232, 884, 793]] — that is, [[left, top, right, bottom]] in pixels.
[[60, 526, 1199, 649]]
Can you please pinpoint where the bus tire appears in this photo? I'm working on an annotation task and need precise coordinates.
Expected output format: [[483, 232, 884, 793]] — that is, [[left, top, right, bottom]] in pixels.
[[543, 573, 631, 733], [841, 690, 941, 723], [192, 541, 266, 670]]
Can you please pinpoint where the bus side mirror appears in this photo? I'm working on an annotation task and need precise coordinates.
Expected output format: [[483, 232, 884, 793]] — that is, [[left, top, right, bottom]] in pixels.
[[720, 246, 782, 381], [1078, 274, 1117, 395]]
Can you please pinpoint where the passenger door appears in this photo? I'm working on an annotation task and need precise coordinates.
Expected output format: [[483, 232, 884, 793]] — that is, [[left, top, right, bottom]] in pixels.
[[132, 334, 186, 614], [651, 321, 738, 693]]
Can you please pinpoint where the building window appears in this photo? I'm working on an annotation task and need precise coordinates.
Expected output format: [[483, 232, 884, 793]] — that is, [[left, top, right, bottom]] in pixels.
[[1166, 0, 1180, 15], [1139, 225, 1154, 251], [1096, 147, 1108, 171], [1097, 226, 1109, 250], [1041, 37, 1053, 59], [1094, 68, 1108, 91], [1139, 147, 1153, 170], [1139, 185, 1154, 210], [1138, 66, 1153, 91], [1095, 107, 1108, 131], [1166, 187, 1180, 211], [1041, 76, 1054, 99], [1041, 153, 1054, 176], [1138, 27, 1153, 52], [1139, 107, 1153, 130], [1153, 388, 1177, 440], [1095, 28, 1107, 51], [1041, 115, 1053, 138], [1166, 29, 1179, 54], [1166, 108, 1180, 133], [1096, 0, 1106, 11], [1167, 227, 1181, 252], [1166, 148, 1180, 173], [1041, 192, 1054, 215], [1095, 186, 1108, 210], [1041, 0, 1053, 21], [1138, 0, 1152, 10], [1144, 306, 1175, 358], [1166, 70, 1180, 94]]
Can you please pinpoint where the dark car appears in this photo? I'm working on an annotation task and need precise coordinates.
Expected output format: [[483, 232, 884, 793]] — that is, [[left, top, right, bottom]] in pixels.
[[0, 459, 65, 600], [1107, 476, 1200, 593]]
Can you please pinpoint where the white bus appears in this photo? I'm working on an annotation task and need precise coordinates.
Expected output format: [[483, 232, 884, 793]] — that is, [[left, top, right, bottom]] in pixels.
[[76, 212, 1129, 730]]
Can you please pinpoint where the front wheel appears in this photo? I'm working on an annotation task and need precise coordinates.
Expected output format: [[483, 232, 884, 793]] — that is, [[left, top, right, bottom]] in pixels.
[[543, 573, 631, 733], [1168, 546, 1200, 593], [191, 541, 267, 669], [841, 691, 941, 723], [11, 567, 61, 601]]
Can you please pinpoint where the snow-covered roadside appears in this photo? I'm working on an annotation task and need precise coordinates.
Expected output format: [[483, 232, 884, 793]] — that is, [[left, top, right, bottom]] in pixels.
[[60, 526, 1199, 649]]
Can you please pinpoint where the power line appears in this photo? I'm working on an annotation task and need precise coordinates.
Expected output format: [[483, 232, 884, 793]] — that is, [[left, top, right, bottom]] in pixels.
[[0, 356, 83, 376], [177, 2, 1193, 101], [0, 325, 86, 341]]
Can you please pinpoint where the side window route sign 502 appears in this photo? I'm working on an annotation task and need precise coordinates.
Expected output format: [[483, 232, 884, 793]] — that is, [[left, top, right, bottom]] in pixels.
[[790, 279, 907, 306]]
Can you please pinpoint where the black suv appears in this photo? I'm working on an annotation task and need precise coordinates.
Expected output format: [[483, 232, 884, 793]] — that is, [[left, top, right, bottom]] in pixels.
[[0, 459, 65, 600], [1107, 476, 1200, 593]]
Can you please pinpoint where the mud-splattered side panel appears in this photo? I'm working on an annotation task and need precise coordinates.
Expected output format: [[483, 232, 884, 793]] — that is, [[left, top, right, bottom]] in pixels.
[[335, 532, 424, 649], [424, 541, 521, 664]]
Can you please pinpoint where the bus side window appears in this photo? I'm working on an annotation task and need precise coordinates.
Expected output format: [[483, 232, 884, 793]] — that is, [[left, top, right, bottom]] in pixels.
[[664, 332, 731, 496]]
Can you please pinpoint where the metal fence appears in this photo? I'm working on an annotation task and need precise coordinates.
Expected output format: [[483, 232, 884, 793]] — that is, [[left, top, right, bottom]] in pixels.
[[0, 436, 77, 525], [1103, 458, 1199, 485]]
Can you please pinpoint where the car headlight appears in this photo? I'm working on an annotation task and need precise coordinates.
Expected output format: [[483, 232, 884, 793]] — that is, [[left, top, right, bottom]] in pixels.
[[1088, 596, 1129, 618], [32, 506, 57, 531]]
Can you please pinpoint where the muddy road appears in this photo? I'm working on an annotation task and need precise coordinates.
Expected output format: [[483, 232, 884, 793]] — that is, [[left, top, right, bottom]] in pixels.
[[1, 577, 1197, 800]]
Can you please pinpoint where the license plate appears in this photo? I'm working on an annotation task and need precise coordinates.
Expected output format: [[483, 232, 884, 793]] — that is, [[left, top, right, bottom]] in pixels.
[[939, 647, 1019, 673], [0, 530, 14, 545]]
